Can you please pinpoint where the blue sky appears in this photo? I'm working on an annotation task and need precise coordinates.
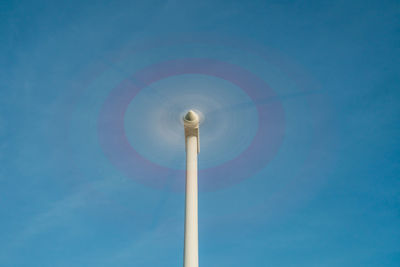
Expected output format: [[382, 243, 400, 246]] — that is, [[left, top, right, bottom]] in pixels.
[[0, 0, 399, 266]]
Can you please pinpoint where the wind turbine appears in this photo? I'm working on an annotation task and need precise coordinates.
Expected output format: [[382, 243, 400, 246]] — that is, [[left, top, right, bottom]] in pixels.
[[183, 110, 200, 267]]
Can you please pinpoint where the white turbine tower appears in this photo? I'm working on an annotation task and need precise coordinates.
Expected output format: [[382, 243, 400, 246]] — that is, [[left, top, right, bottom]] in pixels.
[[183, 110, 200, 267]]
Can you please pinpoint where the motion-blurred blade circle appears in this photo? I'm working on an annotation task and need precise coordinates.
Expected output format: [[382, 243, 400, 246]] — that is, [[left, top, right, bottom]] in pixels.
[[98, 58, 285, 191]]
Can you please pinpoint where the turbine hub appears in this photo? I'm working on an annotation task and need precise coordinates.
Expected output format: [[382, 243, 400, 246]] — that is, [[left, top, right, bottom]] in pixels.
[[184, 110, 200, 125]]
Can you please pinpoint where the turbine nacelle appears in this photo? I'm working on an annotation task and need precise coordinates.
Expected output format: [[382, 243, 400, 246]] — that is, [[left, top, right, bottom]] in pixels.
[[183, 110, 200, 154]]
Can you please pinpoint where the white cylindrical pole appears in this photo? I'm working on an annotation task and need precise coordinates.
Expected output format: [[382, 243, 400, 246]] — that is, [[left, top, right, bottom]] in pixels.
[[183, 110, 200, 267]]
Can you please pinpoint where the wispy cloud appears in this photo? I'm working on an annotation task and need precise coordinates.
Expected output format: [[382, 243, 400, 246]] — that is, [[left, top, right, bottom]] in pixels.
[[0, 176, 125, 261]]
